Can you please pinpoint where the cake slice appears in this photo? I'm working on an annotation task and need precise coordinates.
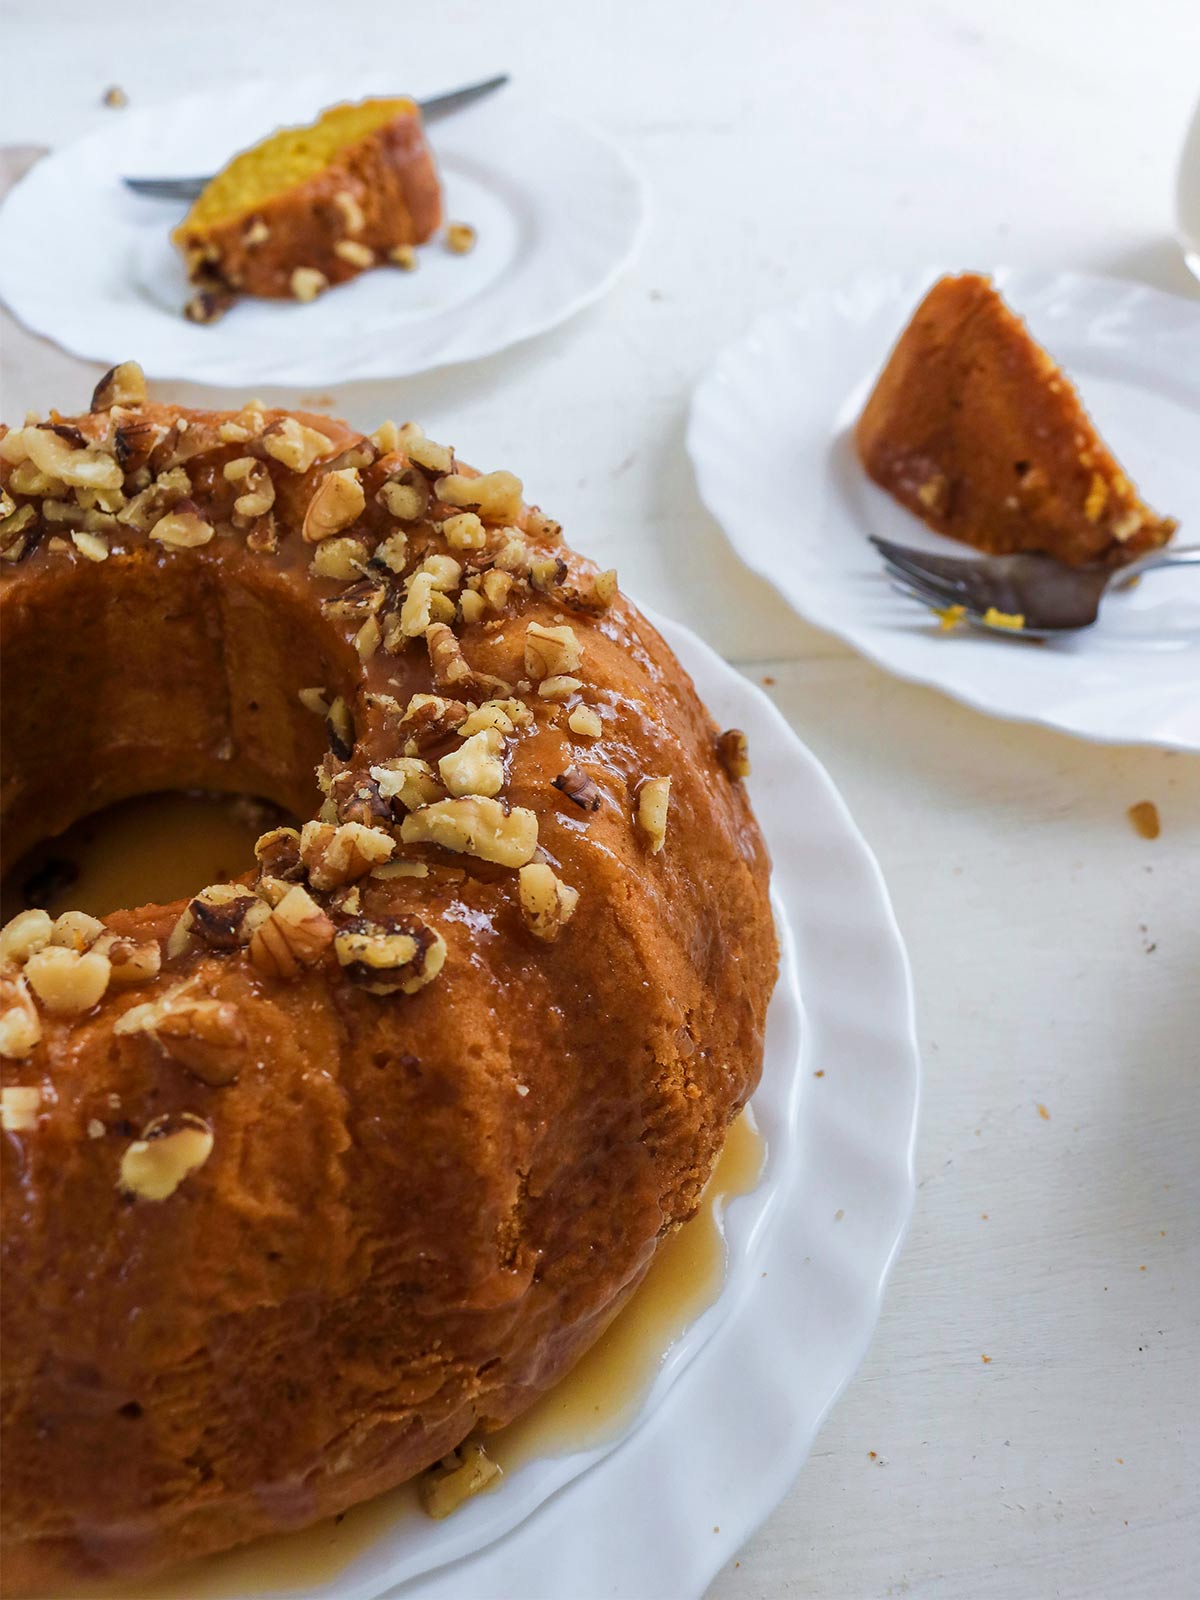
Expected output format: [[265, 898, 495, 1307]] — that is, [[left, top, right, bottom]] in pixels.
[[172, 97, 443, 320], [855, 273, 1177, 567]]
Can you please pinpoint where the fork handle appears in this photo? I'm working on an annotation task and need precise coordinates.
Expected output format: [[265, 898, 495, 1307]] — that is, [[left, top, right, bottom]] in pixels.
[[1117, 543, 1200, 581]]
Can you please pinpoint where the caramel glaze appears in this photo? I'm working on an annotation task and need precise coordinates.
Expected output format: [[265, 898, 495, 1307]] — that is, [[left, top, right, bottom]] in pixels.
[[0, 397, 777, 1592]]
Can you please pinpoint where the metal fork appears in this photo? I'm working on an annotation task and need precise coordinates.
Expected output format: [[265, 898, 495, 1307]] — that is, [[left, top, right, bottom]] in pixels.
[[872, 535, 1200, 638], [122, 74, 509, 201]]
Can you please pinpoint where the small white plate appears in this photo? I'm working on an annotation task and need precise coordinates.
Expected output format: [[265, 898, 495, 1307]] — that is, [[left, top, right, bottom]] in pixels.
[[687, 270, 1200, 751], [122, 613, 918, 1600], [0, 76, 647, 386]]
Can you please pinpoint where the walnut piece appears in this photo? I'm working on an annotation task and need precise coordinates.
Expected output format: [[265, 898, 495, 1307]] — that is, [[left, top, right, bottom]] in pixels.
[[311, 535, 367, 580], [334, 239, 374, 269], [637, 776, 671, 854], [303, 468, 366, 541], [300, 820, 395, 890], [438, 728, 506, 798], [0, 977, 41, 1059], [518, 863, 579, 942], [436, 470, 522, 523], [333, 913, 447, 995], [1, 1084, 41, 1130], [419, 1442, 501, 1520], [290, 267, 329, 302], [91, 361, 147, 412], [444, 222, 478, 256], [524, 622, 582, 680], [118, 1114, 213, 1201], [401, 797, 537, 868], [24, 945, 111, 1014], [149, 503, 214, 549], [389, 244, 419, 270], [262, 418, 334, 473], [114, 984, 244, 1086], [567, 704, 603, 739], [716, 728, 751, 780], [0, 908, 54, 967], [249, 885, 335, 979], [538, 675, 583, 702], [369, 758, 445, 811]]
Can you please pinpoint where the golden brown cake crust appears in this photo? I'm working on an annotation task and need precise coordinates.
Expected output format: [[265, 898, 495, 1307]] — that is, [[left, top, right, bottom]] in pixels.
[[173, 105, 442, 309], [0, 375, 777, 1592], [855, 272, 1177, 567]]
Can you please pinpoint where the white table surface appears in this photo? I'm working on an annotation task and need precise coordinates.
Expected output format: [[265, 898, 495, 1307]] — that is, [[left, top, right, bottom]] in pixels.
[[2, 2, 1199, 1596]]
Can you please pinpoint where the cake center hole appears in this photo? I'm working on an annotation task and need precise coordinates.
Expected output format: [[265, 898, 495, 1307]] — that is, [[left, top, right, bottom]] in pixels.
[[0, 791, 293, 922]]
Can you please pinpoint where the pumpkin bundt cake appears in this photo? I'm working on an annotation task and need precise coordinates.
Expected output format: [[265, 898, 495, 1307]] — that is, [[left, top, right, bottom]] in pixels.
[[0, 365, 777, 1591], [855, 272, 1177, 567], [173, 97, 443, 321]]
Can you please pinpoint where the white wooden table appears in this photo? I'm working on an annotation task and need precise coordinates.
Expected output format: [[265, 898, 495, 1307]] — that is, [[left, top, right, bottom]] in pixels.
[[2, 2, 1198, 1594]]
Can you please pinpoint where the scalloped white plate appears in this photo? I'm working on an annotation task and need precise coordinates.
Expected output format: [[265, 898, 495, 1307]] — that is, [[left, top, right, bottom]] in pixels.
[[0, 76, 647, 385], [687, 270, 1200, 751], [107, 612, 918, 1600]]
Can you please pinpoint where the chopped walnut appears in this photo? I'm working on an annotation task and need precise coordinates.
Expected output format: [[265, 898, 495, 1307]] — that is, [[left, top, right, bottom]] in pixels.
[[716, 729, 751, 780], [637, 776, 671, 854], [355, 614, 381, 661], [481, 569, 515, 610], [0, 977, 41, 1060], [373, 529, 410, 574], [184, 288, 236, 325], [118, 1113, 214, 1201], [439, 728, 506, 798], [90, 361, 147, 412], [378, 472, 430, 521], [254, 825, 303, 881], [321, 576, 386, 622], [290, 266, 329, 302], [518, 863, 579, 942], [327, 696, 356, 760], [525, 622, 582, 680], [334, 239, 374, 269], [553, 765, 601, 812], [311, 535, 367, 580], [262, 418, 334, 473], [389, 244, 419, 270], [149, 503, 215, 548], [538, 675, 583, 702], [458, 590, 487, 626], [334, 913, 447, 995], [242, 217, 270, 247], [370, 758, 445, 811], [444, 222, 478, 256], [169, 884, 269, 956], [249, 885, 335, 979], [419, 1442, 501, 1520], [71, 530, 109, 562], [102, 85, 128, 109], [92, 934, 162, 988], [333, 189, 365, 235], [567, 704, 603, 739], [218, 405, 267, 445], [458, 698, 532, 737], [49, 910, 105, 952], [399, 424, 454, 479], [303, 468, 365, 541], [442, 511, 486, 551], [224, 457, 276, 522], [24, 945, 111, 1014], [436, 470, 523, 523], [400, 570, 438, 638], [300, 819, 395, 890], [24, 427, 123, 492], [397, 694, 469, 754], [114, 985, 243, 1086], [0, 909, 54, 967], [401, 796, 537, 868]]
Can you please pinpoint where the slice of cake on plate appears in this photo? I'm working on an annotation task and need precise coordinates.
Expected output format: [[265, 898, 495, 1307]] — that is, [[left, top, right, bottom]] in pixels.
[[855, 272, 1177, 567], [173, 97, 443, 321]]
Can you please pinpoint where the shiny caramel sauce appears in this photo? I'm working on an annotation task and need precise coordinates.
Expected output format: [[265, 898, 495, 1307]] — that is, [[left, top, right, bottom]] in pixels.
[[66, 1118, 764, 1600], [10, 797, 765, 1599], [0, 791, 285, 922]]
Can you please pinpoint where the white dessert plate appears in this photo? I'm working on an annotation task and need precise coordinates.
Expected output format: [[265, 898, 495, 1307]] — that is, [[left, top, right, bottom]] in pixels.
[[687, 269, 1200, 751], [110, 612, 918, 1600], [0, 75, 647, 386]]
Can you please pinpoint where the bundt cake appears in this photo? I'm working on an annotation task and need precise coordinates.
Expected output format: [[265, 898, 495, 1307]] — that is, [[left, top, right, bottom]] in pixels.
[[855, 272, 1177, 567], [173, 97, 443, 321], [0, 365, 777, 1590]]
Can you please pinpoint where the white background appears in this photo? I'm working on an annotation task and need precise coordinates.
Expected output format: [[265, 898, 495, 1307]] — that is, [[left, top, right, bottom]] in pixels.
[[1, 1, 1198, 1596]]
